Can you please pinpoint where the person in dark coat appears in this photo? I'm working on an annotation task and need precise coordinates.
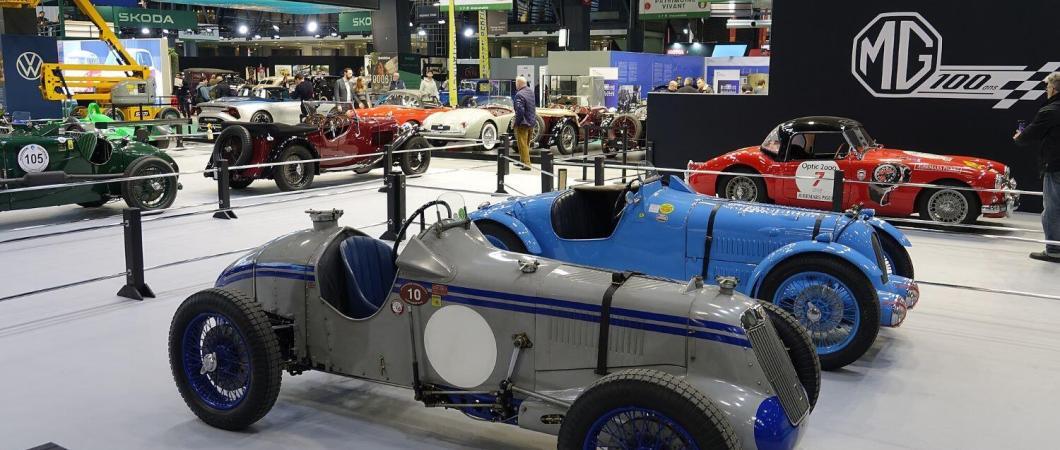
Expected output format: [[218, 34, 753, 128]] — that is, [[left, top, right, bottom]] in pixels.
[[513, 76, 537, 170], [293, 74, 315, 100], [1015, 72, 1060, 262], [677, 77, 698, 93]]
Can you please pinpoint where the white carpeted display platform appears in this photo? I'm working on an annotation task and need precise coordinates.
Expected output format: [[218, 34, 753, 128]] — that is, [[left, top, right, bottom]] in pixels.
[[1, 147, 1057, 450]]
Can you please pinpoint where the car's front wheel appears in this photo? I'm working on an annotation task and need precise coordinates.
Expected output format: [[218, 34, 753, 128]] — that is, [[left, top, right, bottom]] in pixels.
[[250, 111, 273, 123], [555, 121, 578, 155], [758, 255, 880, 371], [480, 121, 499, 151], [558, 369, 739, 450], [757, 301, 821, 409], [877, 232, 914, 279], [273, 145, 315, 191], [918, 181, 980, 225], [169, 288, 282, 431], [718, 169, 768, 203], [122, 156, 178, 210], [399, 136, 432, 175]]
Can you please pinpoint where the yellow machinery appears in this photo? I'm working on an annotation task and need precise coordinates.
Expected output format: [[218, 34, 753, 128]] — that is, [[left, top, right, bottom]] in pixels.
[[1, 0, 176, 120]]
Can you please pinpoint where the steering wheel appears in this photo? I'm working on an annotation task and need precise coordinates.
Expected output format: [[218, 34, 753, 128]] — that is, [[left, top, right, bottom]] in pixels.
[[611, 178, 642, 224], [391, 200, 458, 259]]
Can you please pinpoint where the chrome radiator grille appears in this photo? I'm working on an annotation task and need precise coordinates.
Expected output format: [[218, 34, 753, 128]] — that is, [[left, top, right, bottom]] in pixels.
[[741, 305, 811, 425]]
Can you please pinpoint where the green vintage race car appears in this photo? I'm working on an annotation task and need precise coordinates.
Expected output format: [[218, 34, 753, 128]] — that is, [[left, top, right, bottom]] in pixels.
[[0, 122, 180, 212]]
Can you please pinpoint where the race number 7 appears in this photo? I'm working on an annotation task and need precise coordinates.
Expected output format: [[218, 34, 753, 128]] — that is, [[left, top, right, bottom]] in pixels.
[[811, 171, 825, 187]]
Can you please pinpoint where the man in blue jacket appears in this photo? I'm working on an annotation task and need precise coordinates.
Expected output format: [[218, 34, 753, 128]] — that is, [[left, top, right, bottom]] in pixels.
[[513, 76, 536, 170], [1015, 72, 1060, 262]]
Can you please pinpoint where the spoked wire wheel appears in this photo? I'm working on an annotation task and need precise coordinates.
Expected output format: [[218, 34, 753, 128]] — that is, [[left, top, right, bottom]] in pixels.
[[181, 313, 252, 410], [585, 406, 699, 449], [773, 271, 860, 355]]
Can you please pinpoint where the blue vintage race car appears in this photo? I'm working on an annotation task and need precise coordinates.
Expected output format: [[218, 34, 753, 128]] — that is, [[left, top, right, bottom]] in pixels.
[[469, 175, 919, 370]]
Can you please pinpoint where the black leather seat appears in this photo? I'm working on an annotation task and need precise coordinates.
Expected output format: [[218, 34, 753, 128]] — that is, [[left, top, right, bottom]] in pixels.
[[339, 236, 396, 319], [551, 185, 626, 240]]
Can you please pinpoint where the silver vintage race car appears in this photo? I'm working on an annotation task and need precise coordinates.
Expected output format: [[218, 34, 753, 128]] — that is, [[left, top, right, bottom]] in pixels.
[[194, 86, 302, 128], [168, 200, 821, 449]]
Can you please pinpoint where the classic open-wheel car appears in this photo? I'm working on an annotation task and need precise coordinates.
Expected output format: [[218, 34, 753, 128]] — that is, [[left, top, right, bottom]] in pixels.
[[688, 116, 1018, 224], [169, 201, 820, 449], [470, 176, 920, 370], [1, 121, 180, 212], [206, 101, 431, 191]]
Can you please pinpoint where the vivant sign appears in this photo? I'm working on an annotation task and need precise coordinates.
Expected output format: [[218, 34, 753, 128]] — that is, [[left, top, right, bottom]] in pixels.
[[852, 12, 1059, 109]]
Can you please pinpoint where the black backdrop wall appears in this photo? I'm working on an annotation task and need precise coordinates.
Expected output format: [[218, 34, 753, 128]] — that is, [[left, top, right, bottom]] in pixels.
[[648, 0, 1060, 212], [179, 56, 366, 77]]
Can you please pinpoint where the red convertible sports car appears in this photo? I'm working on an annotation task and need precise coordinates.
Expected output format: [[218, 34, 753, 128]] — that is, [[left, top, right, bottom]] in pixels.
[[357, 89, 451, 127], [688, 116, 1018, 224], [207, 101, 430, 191]]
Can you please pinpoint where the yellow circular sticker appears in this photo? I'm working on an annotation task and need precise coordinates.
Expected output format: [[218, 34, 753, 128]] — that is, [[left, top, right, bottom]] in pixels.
[[659, 203, 675, 215]]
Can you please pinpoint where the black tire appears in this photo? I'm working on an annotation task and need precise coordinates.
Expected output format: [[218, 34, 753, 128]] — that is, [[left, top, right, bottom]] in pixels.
[[558, 369, 739, 450], [63, 121, 86, 133], [229, 176, 254, 190], [169, 288, 282, 431], [213, 125, 254, 166], [717, 167, 769, 203], [474, 220, 528, 253], [272, 145, 315, 191], [250, 111, 273, 124], [554, 121, 578, 155], [77, 199, 109, 208], [399, 136, 432, 175], [480, 121, 499, 151], [106, 107, 126, 121], [917, 180, 980, 225], [159, 108, 182, 120], [122, 156, 178, 210], [608, 113, 643, 142], [757, 301, 822, 409], [758, 254, 880, 371], [877, 231, 915, 279]]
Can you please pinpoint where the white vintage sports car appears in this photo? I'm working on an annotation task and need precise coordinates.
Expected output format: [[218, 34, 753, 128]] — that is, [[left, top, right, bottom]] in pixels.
[[194, 86, 303, 129], [420, 96, 515, 150]]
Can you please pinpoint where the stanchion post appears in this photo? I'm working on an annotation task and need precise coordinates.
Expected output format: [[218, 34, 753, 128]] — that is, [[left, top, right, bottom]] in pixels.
[[379, 143, 394, 193], [495, 136, 509, 195], [117, 208, 154, 301], [380, 172, 407, 241], [175, 123, 184, 149], [645, 140, 654, 166], [832, 170, 845, 212], [213, 158, 237, 219], [579, 125, 591, 182], [541, 149, 554, 193], [594, 155, 605, 186], [620, 129, 628, 184]]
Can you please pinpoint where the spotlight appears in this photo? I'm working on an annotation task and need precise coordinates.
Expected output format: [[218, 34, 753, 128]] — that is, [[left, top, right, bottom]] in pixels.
[[307, 21, 318, 33], [141, 27, 150, 35], [238, 24, 248, 35], [683, 28, 689, 34], [161, 29, 169, 34], [417, 28, 426, 36], [253, 34, 261, 39], [314, 34, 321, 38], [408, 22, 413, 26], [438, 19, 445, 24], [463, 28, 473, 37], [273, 34, 280, 39]]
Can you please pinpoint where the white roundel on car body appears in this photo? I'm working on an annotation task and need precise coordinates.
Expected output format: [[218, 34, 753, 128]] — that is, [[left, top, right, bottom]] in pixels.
[[795, 160, 840, 202], [17, 144, 49, 173], [423, 305, 497, 388]]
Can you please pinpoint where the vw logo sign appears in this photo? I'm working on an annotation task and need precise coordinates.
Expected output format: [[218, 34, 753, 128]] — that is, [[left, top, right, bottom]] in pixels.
[[16, 52, 44, 81], [851, 12, 941, 96]]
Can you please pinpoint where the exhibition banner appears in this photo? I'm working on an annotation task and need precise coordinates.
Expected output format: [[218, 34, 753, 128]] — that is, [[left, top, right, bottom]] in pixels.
[[478, 11, 490, 79], [640, 0, 712, 20], [439, 0, 513, 12], [0, 35, 61, 120], [607, 51, 705, 108], [112, 7, 197, 30], [338, 11, 373, 34]]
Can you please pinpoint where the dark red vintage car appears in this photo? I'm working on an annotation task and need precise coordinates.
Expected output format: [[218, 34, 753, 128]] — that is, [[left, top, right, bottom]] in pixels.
[[687, 116, 1018, 224], [207, 101, 430, 191]]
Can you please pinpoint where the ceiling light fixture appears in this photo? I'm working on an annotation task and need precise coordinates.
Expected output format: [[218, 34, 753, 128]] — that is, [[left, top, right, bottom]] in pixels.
[[463, 28, 473, 37], [307, 21, 318, 33], [141, 27, 150, 35], [238, 24, 248, 35]]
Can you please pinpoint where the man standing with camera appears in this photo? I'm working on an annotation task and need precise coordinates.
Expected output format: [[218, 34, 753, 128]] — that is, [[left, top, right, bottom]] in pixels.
[[1014, 72, 1060, 262]]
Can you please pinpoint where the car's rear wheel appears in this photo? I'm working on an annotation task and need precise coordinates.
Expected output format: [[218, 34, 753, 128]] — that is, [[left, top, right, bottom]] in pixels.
[[106, 107, 126, 121], [169, 288, 282, 431], [718, 168, 768, 203], [917, 180, 980, 225], [250, 111, 273, 123], [213, 125, 254, 166], [480, 121, 499, 151], [399, 136, 432, 175], [229, 176, 254, 190], [273, 145, 315, 191], [608, 113, 643, 143], [122, 156, 178, 211], [759, 255, 880, 371], [555, 121, 578, 155], [474, 220, 528, 253], [558, 369, 739, 450]]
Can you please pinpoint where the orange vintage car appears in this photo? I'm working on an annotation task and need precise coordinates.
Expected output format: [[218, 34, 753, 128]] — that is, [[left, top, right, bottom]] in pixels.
[[357, 89, 451, 127]]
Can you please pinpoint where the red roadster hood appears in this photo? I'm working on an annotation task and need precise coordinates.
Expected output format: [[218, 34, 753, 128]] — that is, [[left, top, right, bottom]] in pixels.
[[862, 147, 1007, 173]]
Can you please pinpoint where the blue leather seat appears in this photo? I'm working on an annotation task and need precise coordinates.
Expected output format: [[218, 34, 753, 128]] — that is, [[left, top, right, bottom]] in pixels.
[[339, 236, 396, 319]]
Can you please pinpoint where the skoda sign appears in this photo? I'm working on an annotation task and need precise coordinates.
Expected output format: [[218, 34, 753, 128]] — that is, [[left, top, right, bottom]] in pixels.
[[111, 7, 197, 29], [15, 51, 43, 80], [852, 12, 1060, 109], [339, 11, 373, 34]]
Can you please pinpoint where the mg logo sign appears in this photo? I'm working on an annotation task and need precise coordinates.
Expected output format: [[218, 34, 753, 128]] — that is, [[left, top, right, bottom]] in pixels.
[[16, 52, 43, 80], [851, 12, 1060, 109], [852, 13, 941, 96]]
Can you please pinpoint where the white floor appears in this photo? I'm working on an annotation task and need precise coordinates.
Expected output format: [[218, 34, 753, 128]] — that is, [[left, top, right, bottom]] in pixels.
[[0, 147, 1057, 450]]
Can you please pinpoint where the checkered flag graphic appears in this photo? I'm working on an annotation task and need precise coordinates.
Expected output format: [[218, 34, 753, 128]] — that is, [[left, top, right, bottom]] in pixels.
[[994, 62, 1060, 109]]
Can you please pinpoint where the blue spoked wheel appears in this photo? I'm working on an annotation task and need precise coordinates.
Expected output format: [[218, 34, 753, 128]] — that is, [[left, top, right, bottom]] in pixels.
[[474, 220, 528, 253], [759, 255, 880, 371], [169, 289, 283, 430], [584, 406, 699, 449], [558, 369, 739, 450]]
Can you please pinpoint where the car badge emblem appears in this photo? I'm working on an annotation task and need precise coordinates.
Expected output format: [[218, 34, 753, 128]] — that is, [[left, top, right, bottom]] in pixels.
[[857, 169, 867, 181]]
